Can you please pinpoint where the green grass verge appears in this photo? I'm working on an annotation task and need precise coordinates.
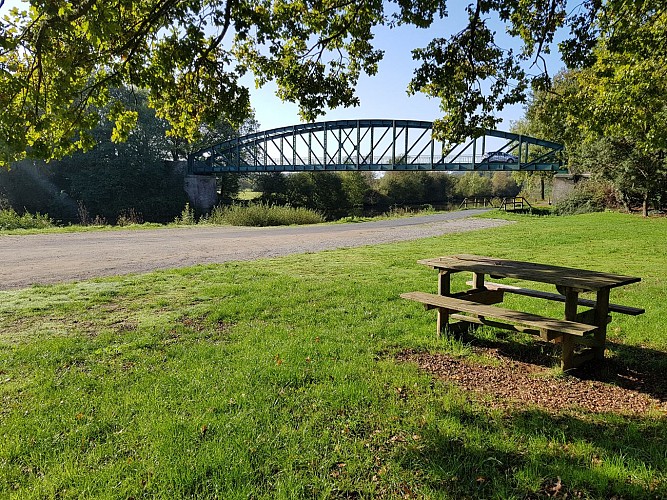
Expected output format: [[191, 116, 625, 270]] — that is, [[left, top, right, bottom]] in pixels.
[[1, 212, 665, 498], [235, 190, 262, 201]]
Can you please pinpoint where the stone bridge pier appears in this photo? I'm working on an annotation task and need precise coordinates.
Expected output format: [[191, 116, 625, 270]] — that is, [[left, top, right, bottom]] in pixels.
[[184, 174, 217, 212], [167, 160, 218, 212]]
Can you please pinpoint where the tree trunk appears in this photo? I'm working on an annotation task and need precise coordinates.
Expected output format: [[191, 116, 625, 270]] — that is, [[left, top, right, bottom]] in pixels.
[[643, 193, 649, 217], [540, 176, 545, 200]]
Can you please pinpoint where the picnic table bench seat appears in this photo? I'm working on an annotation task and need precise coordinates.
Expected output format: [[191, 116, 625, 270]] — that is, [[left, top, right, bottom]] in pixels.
[[400, 291, 598, 341], [467, 281, 645, 316]]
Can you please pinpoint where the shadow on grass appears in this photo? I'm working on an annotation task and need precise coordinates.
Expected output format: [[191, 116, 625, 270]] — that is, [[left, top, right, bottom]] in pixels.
[[402, 404, 666, 499], [577, 341, 667, 403]]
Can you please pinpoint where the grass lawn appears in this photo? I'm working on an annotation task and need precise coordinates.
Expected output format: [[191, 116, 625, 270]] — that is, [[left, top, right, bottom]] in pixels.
[[235, 190, 263, 201], [1, 211, 665, 498]]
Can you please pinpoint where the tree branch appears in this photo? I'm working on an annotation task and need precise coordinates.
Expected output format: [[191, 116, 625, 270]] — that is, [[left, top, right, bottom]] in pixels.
[[197, 0, 236, 66]]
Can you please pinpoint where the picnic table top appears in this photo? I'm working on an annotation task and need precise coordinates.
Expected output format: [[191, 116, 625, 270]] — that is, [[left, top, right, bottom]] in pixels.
[[417, 254, 641, 292]]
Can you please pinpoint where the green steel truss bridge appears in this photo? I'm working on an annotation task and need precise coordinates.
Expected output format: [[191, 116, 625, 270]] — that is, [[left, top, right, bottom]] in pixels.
[[188, 119, 564, 174]]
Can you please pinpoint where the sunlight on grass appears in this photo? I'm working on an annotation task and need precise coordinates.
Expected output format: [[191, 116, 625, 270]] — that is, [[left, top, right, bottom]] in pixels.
[[0, 212, 665, 498]]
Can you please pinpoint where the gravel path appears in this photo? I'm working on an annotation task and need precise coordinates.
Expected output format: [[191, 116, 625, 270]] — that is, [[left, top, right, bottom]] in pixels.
[[0, 209, 509, 290]]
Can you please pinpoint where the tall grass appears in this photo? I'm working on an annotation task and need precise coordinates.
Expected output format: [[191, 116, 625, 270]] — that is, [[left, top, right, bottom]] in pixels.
[[172, 203, 197, 225], [0, 208, 53, 230], [205, 203, 324, 226]]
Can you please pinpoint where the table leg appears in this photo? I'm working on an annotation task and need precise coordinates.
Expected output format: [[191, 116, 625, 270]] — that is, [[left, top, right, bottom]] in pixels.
[[593, 288, 610, 360], [472, 272, 485, 289], [437, 271, 451, 336], [561, 287, 579, 370]]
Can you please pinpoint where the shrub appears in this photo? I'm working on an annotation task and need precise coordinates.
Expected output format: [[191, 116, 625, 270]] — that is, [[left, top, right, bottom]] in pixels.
[[554, 187, 606, 215], [205, 203, 324, 226], [0, 208, 53, 230], [383, 205, 435, 218], [173, 203, 197, 225], [116, 209, 144, 226]]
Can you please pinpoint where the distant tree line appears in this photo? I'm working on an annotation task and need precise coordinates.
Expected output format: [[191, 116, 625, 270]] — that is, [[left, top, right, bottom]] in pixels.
[[252, 170, 520, 221], [1, 160, 521, 225]]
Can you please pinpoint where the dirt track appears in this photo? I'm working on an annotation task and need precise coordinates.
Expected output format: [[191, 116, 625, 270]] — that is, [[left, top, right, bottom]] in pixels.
[[0, 210, 509, 290]]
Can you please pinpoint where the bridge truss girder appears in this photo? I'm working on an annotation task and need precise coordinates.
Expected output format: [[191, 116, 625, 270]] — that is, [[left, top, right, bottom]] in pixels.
[[188, 120, 565, 174]]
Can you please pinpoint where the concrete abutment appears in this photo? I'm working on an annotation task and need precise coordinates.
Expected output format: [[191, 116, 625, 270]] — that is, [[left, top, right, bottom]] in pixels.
[[167, 160, 218, 213]]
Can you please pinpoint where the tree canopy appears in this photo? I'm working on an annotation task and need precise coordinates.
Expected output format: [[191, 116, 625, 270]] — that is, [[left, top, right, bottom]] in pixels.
[[515, 3, 667, 215], [1, 0, 664, 165]]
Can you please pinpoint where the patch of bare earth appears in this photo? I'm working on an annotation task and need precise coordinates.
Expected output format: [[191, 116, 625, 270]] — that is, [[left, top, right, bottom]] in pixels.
[[396, 345, 667, 415]]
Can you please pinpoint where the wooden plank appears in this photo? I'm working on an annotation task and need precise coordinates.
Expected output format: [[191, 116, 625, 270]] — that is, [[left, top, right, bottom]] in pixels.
[[400, 292, 595, 336], [419, 254, 641, 292], [469, 281, 645, 316], [450, 313, 541, 336], [593, 288, 610, 361], [472, 272, 485, 289]]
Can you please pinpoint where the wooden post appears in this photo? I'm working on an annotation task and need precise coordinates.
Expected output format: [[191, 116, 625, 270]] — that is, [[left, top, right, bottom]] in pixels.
[[437, 271, 451, 336], [562, 288, 579, 370], [593, 288, 610, 360], [472, 272, 485, 289]]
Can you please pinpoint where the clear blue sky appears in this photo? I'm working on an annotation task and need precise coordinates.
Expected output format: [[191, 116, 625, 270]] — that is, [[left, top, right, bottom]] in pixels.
[[2, 1, 566, 133]]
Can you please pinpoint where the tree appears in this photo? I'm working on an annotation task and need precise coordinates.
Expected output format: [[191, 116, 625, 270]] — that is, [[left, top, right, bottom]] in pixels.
[[339, 171, 373, 215], [377, 172, 425, 206], [49, 87, 188, 222], [377, 171, 454, 206], [421, 172, 454, 204], [257, 172, 289, 206], [454, 172, 493, 199], [0, 0, 382, 165], [309, 172, 349, 220], [491, 172, 520, 198], [516, 5, 667, 214], [571, 138, 667, 216], [570, 3, 667, 154], [0, 159, 79, 220], [3, 1, 656, 165]]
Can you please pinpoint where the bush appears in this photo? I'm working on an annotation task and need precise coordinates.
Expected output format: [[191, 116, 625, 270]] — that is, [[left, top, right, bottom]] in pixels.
[[0, 208, 53, 230], [383, 205, 435, 218], [205, 203, 324, 226], [116, 209, 144, 226], [173, 203, 197, 225], [554, 188, 606, 215]]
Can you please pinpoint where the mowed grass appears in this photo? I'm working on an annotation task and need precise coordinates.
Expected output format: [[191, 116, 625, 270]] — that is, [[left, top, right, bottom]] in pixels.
[[0, 212, 665, 498]]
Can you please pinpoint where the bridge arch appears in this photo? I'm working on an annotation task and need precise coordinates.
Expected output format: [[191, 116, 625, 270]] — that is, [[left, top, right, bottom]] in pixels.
[[188, 119, 564, 174]]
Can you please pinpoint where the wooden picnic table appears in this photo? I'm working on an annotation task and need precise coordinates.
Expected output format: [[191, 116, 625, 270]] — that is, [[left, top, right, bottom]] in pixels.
[[402, 254, 644, 370]]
